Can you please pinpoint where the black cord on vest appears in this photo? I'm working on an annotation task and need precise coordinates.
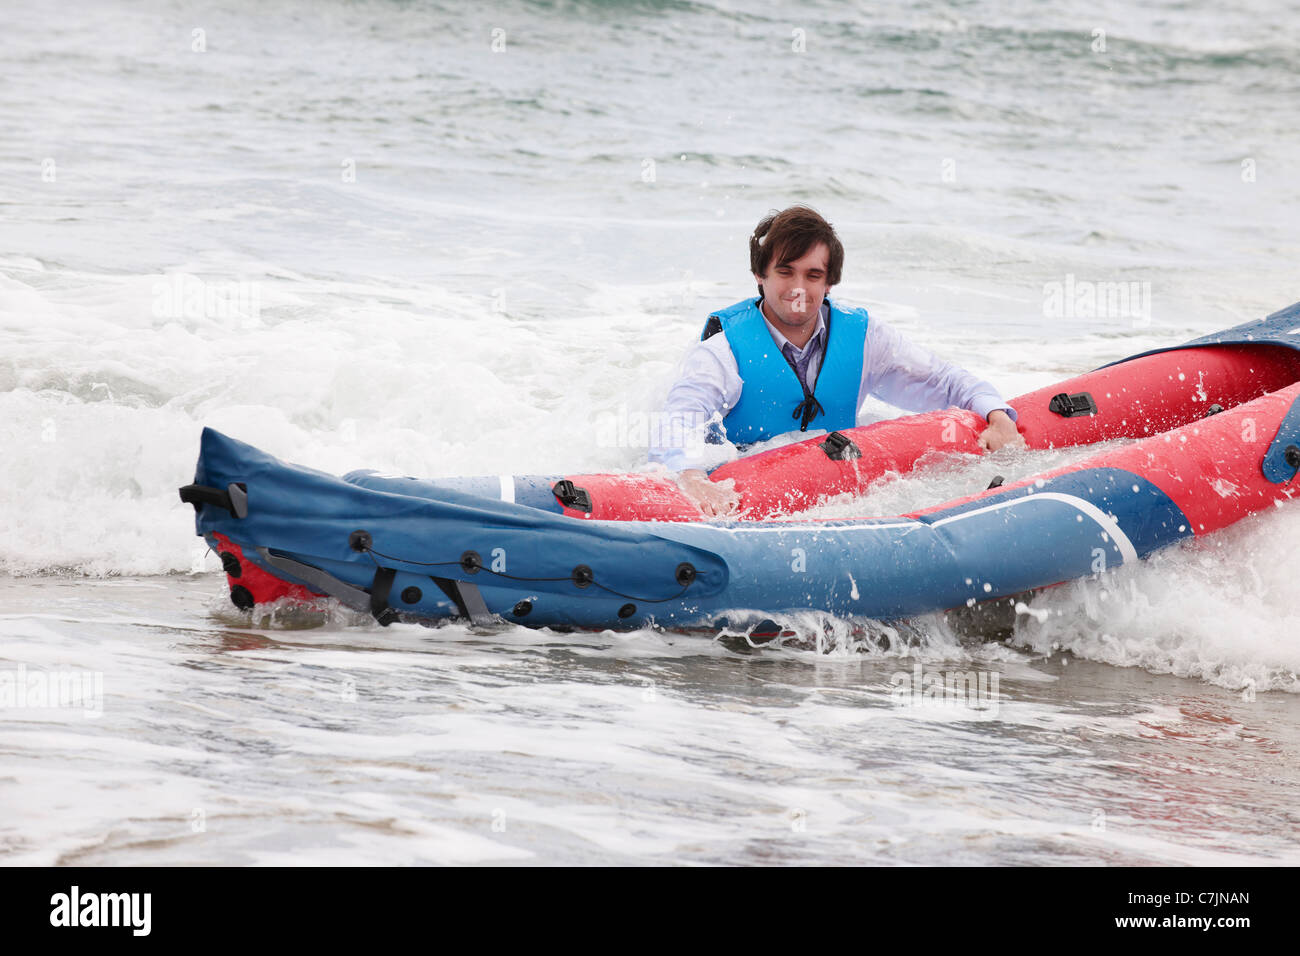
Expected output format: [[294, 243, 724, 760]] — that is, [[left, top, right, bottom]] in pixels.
[[792, 395, 825, 430], [784, 306, 831, 431]]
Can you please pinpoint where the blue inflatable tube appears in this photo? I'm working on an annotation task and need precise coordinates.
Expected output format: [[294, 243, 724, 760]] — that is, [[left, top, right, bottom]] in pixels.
[[186, 427, 1202, 630]]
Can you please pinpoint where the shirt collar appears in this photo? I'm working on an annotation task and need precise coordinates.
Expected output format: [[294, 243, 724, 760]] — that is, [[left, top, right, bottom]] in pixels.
[[760, 300, 828, 357]]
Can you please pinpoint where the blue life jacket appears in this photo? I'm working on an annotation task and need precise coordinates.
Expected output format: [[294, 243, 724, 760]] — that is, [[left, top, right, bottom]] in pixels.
[[700, 297, 868, 445]]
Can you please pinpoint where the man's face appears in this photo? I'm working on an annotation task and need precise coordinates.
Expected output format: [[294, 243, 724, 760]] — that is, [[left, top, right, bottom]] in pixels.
[[754, 242, 830, 332]]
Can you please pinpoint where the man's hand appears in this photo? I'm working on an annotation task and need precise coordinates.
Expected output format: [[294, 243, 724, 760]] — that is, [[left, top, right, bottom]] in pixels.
[[677, 469, 740, 518], [978, 409, 1025, 452]]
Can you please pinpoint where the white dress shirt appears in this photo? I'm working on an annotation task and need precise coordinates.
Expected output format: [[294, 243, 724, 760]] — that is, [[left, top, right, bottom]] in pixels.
[[648, 300, 1016, 472]]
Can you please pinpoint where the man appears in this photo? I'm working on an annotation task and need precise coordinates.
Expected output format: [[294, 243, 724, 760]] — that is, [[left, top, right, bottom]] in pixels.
[[649, 205, 1024, 516]]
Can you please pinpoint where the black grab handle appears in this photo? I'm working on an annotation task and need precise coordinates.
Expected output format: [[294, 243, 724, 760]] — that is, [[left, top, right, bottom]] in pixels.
[[178, 482, 247, 518]]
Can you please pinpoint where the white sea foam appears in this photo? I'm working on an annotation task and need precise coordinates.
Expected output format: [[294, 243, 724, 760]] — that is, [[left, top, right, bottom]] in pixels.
[[1011, 506, 1300, 694]]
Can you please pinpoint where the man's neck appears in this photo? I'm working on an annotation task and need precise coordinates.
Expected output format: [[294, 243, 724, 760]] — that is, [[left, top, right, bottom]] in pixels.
[[761, 298, 821, 350]]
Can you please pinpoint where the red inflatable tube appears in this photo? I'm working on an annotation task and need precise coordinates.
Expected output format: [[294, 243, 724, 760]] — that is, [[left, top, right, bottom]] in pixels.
[[209, 532, 321, 607], [907, 380, 1300, 535], [556, 342, 1300, 523]]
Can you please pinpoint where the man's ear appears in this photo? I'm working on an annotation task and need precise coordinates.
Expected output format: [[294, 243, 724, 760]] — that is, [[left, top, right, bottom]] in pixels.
[[754, 273, 764, 297]]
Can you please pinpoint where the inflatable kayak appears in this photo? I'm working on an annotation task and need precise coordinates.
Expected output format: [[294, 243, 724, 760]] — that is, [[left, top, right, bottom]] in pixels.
[[181, 302, 1300, 632]]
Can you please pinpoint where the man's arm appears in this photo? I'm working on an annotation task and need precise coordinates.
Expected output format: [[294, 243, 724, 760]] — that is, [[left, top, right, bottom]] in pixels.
[[861, 319, 1025, 451], [648, 335, 744, 515]]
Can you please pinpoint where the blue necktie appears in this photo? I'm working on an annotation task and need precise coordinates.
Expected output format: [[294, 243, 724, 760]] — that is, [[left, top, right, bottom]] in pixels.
[[783, 337, 818, 393]]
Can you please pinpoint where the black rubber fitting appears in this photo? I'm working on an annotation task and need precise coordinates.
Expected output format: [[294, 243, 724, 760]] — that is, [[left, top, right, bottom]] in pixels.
[[460, 551, 481, 574], [229, 585, 254, 610], [400, 586, 423, 604], [819, 431, 862, 461], [512, 600, 533, 617], [1048, 391, 1098, 417], [1205, 403, 1225, 417], [1285, 445, 1300, 470], [675, 562, 696, 586], [219, 551, 241, 578], [553, 479, 593, 512], [618, 603, 636, 619], [571, 565, 593, 588], [348, 530, 373, 552]]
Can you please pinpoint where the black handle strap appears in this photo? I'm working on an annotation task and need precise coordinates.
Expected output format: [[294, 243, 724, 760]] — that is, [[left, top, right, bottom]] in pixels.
[[179, 482, 247, 518], [369, 567, 399, 626], [432, 576, 493, 625]]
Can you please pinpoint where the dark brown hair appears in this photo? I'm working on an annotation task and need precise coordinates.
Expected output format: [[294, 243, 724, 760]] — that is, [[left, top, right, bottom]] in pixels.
[[749, 205, 844, 290]]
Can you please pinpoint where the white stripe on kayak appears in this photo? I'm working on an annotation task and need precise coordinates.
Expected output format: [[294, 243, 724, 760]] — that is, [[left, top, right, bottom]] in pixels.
[[498, 475, 516, 504], [699, 493, 1137, 563], [929, 492, 1138, 563]]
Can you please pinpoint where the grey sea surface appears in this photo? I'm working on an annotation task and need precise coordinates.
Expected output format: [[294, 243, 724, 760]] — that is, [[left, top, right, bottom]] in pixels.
[[3, 575, 1298, 865], [1, 0, 1298, 864]]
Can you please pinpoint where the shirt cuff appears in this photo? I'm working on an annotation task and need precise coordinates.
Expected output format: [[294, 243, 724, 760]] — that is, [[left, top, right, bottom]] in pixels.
[[970, 395, 1018, 423], [648, 447, 689, 472]]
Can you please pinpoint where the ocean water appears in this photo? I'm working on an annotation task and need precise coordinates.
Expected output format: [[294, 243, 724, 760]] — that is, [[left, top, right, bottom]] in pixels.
[[2, 0, 1298, 865]]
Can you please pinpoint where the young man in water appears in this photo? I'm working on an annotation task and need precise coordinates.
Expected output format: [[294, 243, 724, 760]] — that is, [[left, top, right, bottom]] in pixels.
[[649, 205, 1023, 516]]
